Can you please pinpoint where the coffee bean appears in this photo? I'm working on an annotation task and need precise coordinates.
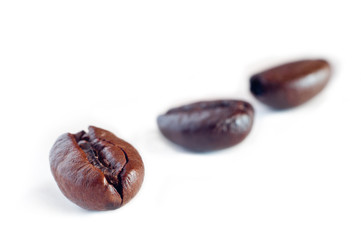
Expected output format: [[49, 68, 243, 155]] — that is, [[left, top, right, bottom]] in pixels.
[[49, 126, 144, 211], [157, 100, 254, 152], [250, 59, 331, 109]]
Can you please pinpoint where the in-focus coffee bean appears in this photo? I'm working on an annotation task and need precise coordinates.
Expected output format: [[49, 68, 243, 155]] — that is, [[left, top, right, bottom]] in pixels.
[[157, 100, 254, 152], [250, 59, 331, 109], [50, 126, 144, 211]]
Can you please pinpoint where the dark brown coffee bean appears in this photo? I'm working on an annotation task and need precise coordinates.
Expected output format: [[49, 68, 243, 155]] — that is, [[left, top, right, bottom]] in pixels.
[[157, 100, 254, 152], [49, 126, 144, 211], [250, 59, 331, 109]]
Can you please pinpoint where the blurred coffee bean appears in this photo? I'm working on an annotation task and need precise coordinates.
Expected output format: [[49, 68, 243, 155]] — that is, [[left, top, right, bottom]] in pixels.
[[250, 59, 331, 109], [157, 100, 254, 152]]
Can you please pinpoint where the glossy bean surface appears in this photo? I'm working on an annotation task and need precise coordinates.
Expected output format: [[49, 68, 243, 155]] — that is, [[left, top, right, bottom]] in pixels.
[[49, 126, 144, 211], [157, 100, 254, 152], [250, 59, 331, 109]]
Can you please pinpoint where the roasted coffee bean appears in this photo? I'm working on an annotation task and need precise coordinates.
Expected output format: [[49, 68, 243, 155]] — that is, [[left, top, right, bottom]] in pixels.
[[157, 100, 254, 152], [250, 59, 331, 109], [49, 126, 144, 211]]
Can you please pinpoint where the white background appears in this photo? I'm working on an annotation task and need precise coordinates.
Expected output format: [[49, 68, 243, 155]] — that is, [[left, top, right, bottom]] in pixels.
[[1, 1, 360, 239]]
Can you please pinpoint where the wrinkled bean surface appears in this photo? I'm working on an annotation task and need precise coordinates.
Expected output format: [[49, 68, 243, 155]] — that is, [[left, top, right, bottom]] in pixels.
[[49, 126, 144, 211]]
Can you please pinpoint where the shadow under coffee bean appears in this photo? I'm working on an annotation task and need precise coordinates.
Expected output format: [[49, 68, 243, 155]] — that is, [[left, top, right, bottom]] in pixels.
[[49, 126, 144, 211], [157, 99, 254, 152]]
